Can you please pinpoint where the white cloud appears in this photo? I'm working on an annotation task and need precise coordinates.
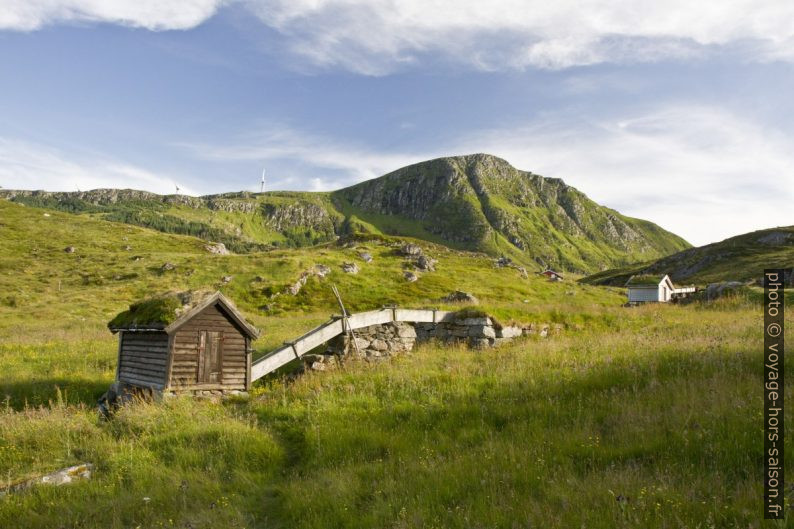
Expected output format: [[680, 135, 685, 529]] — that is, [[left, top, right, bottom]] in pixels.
[[3, 1, 794, 71], [244, 0, 794, 73], [0, 0, 225, 31], [0, 137, 197, 195]]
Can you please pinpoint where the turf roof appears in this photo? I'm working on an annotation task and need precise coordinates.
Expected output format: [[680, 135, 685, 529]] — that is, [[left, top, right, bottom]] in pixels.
[[625, 274, 667, 287], [107, 289, 215, 331]]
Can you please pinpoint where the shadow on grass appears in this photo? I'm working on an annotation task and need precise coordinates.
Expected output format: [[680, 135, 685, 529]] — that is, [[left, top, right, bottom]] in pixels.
[[0, 377, 111, 410]]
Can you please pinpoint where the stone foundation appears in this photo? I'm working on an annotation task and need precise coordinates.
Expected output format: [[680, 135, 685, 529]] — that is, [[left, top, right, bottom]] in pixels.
[[301, 317, 563, 372]]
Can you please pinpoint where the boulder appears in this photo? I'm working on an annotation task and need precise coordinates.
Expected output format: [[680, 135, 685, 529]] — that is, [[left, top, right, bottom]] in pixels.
[[400, 243, 423, 257], [221, 275, 233, 284], [358, 251, 373, 263], [314, 264, 331, 278], [404, 271, 418, 282], [64, 246, 75, 253], [416, 255, 437, 271], [705, 281, 745, 300], [341, 262, 359, 274], [442, 290, 478, 303], [161, 262, 176, 272], [204, 242, 230, 255]]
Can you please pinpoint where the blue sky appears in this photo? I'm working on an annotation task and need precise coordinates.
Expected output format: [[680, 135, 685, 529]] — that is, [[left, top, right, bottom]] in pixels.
[[1, 1, 793, 246]]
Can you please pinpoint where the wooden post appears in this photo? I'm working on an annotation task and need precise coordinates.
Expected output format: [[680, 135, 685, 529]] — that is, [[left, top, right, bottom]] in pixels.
[[331, 284, 361, 356]]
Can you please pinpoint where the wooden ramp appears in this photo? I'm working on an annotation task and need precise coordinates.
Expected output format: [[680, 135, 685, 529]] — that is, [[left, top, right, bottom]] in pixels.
[[251, 308, 452, 382]]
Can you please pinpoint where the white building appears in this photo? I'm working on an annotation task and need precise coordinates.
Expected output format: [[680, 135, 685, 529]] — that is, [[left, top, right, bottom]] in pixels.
[[625, 274, 697, 303]]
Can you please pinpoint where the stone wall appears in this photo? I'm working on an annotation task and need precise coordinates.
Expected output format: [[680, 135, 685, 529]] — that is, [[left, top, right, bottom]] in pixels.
[[301, 317, 562, 372]]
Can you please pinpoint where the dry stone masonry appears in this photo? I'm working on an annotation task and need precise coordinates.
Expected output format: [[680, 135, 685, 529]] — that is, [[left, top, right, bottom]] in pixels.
[[302, 315, 562, 372]]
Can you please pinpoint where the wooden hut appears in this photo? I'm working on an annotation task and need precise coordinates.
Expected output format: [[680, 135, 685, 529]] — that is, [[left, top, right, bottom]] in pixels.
[[108, 291, 260, 396], [626, 274, 674, 303]]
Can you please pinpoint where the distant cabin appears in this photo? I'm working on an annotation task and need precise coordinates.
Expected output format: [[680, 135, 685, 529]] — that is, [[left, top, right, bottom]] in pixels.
[[540, 269, 564, 282], [625, 274, 696, 303], [108, 291, 260, 396]]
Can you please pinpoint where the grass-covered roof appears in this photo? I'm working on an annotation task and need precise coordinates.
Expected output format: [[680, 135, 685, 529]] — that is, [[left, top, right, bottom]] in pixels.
[[625, 274, 666, 287], [108, 289, 216, 331]]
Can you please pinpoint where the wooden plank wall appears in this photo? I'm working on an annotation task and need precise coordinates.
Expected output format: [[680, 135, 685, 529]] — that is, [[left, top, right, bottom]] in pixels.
[[118, 331, 169, 389], [170, 304, 247, 390]]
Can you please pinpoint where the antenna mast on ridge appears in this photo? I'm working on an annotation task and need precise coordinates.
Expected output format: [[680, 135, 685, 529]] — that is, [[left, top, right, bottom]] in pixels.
[[260, 168, 266, 193]]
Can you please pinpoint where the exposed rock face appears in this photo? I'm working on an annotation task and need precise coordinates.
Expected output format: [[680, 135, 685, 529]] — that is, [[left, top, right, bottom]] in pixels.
[[286, 264, 333, 295], [335, 154, 690, 272], [757, 231, 792, 245], [262, 201, 335, 234], [206, 198, 256, 213]]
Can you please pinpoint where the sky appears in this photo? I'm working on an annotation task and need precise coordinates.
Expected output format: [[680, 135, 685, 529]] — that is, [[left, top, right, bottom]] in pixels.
[[1, 1, 793, 246]]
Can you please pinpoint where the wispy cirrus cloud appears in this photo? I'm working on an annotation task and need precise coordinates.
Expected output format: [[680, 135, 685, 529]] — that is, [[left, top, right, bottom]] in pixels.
[[245, 0, 794, 73], [3, 1, 794, 72], [0, 137, 196, 195]]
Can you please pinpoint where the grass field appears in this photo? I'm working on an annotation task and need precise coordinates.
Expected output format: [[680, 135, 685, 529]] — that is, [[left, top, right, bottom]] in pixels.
[[0, 200, 792, 528]]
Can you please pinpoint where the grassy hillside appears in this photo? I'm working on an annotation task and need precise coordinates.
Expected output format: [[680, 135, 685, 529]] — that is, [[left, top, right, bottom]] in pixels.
[[0, 199, 790, 528], [0, 199, 621, 354], [581, 225, 794, 287], [0, 154, 690, 274]]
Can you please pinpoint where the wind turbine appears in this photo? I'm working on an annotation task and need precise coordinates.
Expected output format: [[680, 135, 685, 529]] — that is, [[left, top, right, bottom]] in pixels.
[[260, 168, 266, 193], [175, 183, 180, 195]]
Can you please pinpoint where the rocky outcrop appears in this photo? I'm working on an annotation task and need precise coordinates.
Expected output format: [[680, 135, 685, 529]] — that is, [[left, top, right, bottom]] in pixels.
[[204, 242, 230, 255], [0, 463, 93, 497], [286, 264, 333, 295], [261, 201, 335, 233]]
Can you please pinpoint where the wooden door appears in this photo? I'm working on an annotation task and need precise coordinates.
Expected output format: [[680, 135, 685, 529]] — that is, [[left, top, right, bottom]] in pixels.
[[197, 330, 223, 383]]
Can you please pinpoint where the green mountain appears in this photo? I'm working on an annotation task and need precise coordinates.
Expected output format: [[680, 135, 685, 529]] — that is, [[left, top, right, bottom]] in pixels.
[[581, 225, 794, 286], [0, 153, 689, 273]]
